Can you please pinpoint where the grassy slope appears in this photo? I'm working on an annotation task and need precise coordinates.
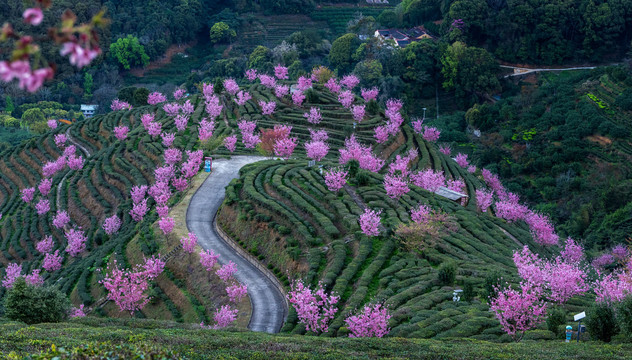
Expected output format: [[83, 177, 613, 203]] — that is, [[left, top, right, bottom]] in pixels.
[[2, 317, 632, 359]]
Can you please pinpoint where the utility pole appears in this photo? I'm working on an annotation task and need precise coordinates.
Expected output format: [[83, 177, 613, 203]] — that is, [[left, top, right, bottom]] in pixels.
[[435, 83, 439, 119]]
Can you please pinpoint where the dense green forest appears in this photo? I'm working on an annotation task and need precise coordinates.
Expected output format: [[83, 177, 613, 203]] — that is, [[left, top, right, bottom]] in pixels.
[[433, 66, 632, 252]]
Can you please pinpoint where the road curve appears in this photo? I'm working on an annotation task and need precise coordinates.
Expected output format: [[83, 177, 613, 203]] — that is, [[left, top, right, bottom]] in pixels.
[[186, 156, 287, 333]]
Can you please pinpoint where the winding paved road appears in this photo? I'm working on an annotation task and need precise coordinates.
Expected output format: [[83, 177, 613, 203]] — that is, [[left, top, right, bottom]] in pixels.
[[500, 65, 596, 78], [186, 156, 287, 333]]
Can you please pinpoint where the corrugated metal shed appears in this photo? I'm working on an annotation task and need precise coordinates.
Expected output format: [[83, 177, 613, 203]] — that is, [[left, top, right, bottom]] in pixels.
[[434, 186, 468, 201]]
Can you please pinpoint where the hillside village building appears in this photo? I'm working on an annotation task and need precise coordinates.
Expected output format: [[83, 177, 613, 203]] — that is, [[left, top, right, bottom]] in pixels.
[[80, 105, 98, 118], [374, 27, 433, 48]]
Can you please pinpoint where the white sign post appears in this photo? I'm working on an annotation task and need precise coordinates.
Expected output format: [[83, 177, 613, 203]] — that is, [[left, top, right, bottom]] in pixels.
[[574, 311, 586, 343]]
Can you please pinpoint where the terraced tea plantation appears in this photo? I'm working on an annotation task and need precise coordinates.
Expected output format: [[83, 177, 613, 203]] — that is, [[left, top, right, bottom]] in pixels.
[[0, 97, 236, 324], [214, 83, 592, 339], [0, 80, 592, 340]]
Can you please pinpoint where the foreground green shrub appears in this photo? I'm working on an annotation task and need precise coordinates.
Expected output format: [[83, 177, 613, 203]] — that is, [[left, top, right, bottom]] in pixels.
[[5, 278, 70, 324], [586, 302, 619, 342], [616, 296, 632, 338], [546, 307, 567, 337], [437, 262, 457, 286]]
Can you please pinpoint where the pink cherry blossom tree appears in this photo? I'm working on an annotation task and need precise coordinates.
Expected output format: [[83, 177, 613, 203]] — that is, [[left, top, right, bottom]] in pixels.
[[561, 238, 585, 264], [158, 217, 175, 235], [324, 168, 348, 192], [102, 215, 122, 235], [383, 174, 409, 199], [259, 101, 277, 116], [242, 132, 261, 149], [287, 280, 339, 333], [156, 205, 169, 218], [305, 140, 329, 162], [38, 178, 52, 196], [130, 199, 149, 222], [25, 269, 44, 287], [226, 283, 248, 302], [147, 92, 167, 105], [345, 303, 391, 338], [361, 87, 378, 102], [163, 148, 183, 165], [410, 204, 431, 224], [245, 69, 258, 81], [212, 305, 238, 328], [47, 119, 58, 129], [42, 250, 63, 272], [21, 187, 36, 203], [304, 107, 322, 124], [217, 261, 238, 282], [113, 125, 129, 140], [438, 144, 452, 156], [172, 177, 188, 192], [36, 235, 55, 254], [325, 78, 341, 93], [198, 119, 216, 142], [142, 255, 165, 279], [173, 88, 186, 100], [274, 64, 289, 80], [422, 127, 441, 142], [224, 135, 237, 152], [1, 263, 22, 289], [223, 78, 240, 95], [35, 199, 50, 215], [174, 115, 189, 132], [130, 185, 148, 204], [411, 117, 424, 133], [338, 90, 355, 108], [54, 133, 67, 148], [341, 74, 360, 89], [235, 90, 252, 106], [161, 132, 176, 147], [275, 84, 289, 98], [292, 90, 306, 106], [475, 189, 493, 212], [52, 210, 71, 229], [147, 122, 162, 138], [65, 228, 87, 257], [69, 305, 86, 318], [258, 74, 277, 88], [351, 105, 365, 122], [163, 103, 180, 117], [410, 169, 445, 192], [181, 232, 198, 253], [100, 260, 159, 314], [490, 282, 548, 342], [374, 125, 390, 144], [309, 128, 328, 142], [359, 209, 381, 237], [296, 76, 312, 91], [454, 153, 469, 168], [111, 99, 132, 111], [274, 137, 298, 159], [200, 249, 219, 271]]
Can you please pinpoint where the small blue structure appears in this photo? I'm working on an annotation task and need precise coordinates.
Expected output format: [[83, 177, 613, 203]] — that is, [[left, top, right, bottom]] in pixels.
[[204, 157, 212, 173], [565, 325, 573, 342]]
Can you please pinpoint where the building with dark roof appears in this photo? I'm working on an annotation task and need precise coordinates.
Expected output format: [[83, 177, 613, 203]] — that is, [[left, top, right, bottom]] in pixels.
[[374, 26, 433, 48]]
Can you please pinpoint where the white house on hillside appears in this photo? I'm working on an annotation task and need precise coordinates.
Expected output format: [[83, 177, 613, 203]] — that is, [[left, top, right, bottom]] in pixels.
[[80, 104, 98, 118]]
